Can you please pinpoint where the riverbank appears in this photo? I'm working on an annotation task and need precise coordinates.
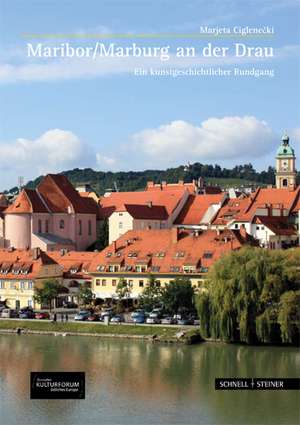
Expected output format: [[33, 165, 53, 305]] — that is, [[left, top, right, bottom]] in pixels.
[[0, 319, 202, 344]]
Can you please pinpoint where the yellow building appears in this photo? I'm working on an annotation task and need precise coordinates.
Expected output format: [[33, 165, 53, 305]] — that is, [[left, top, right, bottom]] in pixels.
[[89, 227, 254, 302], [0, 247, 62, 309]]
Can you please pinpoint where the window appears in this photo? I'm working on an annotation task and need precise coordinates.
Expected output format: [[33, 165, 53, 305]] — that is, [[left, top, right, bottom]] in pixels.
[[155, 281, 161, 288], [78, 220, 82, 236], [10, 282, 16, 289], [170, 266, 180, 272], [151, 266, 160, 272], [101, 279, 106, 286], [28, 299, 32, 307], [256, 226, 260, 230], [128, 280, 133, 287], [20, 281, 26, 290], [235, 224, 239, 229], [118, 213, 123, 216], [112, 279, 117, 286], [97, 265, 105, 271], [45, 220, 49, 233], [28, 281, 33, 290], [139, 280, 144, 287], [0, 281, 4, 289], [38, 219, 42, 233], [95, 279, 101, 286], [59, 219, 65, 229], [203, 252, 213, 259], [88, 220, 92, 236], [119, 222, 123, 229]]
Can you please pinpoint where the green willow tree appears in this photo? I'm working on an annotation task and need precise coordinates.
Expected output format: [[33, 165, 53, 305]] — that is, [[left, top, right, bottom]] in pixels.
[[196, 247, 300, 344]]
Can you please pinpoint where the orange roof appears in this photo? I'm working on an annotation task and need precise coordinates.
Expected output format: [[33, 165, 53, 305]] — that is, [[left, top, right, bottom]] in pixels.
[[48, 251, 98, 279], [0, 248, 57, 279], [254, 216, 297, 236], [212, 197, 251, 225], [235, 187, 300, 221], [99, 189, 186, 219], [5, 174, 99, 215], [146, 180, 197, 194], [175, 194, 224, 225], [90, 228, 256, 274], [5, 189, 48, 214]]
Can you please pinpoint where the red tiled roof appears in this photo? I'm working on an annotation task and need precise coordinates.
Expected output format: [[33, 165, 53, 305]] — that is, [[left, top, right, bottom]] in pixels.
[[90, 228, 255, 274], [146, 180, 197, 194], [4, 189, 49, 214], [124, 204, 168, 220], [175, 194, 224, 225], [48, 251, 98, 278], [235, 187, 300, 221], [38, 174, 97, 214], [0, 248, 57, 279], [99, 189, 186, 220], [254, 216, 297, 236], [212, 197, 251, 225], [5, 174, 99, 215]]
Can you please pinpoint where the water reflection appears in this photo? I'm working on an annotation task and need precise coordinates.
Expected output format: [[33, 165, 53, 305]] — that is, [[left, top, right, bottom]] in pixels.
[[0, 335, 299, 425]]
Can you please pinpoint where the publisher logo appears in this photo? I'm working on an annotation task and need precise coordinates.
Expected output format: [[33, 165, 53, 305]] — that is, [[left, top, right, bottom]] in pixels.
[[30, 372, 85, 399], [215, 378, 300, 390]]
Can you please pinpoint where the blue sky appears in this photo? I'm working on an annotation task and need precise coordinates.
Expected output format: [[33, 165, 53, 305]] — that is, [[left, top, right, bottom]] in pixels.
[[0, 0, 300, 190]]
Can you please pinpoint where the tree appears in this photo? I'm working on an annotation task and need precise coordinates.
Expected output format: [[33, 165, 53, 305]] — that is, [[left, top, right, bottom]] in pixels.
[[78, 284, 94, 308], [161, 278, 195, 316], [138, 275, 163, 311], [115, 278, 132, 309], [33, 279, 61, 312], [196, 247, 300, 344], [278, 290, 300, 344]]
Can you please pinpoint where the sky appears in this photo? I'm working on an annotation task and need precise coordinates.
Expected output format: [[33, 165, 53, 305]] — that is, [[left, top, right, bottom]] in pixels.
[[0, 0, 300, 190]]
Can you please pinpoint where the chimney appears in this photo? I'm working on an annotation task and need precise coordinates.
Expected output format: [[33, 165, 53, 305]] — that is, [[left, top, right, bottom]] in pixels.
[[113, 240, 117, 253], [33, 247, 41, 260], [147, 201, 152, 208], [147, 181, 154, 188], [172, 227, 179, 243]]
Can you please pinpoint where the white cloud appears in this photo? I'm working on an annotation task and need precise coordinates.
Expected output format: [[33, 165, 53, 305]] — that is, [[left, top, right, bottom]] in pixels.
[[132, 116, 277, 164], [96, 153, 117, 168], [0, 129, 95, 176]]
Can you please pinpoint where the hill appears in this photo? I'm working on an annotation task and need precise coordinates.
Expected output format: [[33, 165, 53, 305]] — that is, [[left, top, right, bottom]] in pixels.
[[8, 162, 299, 195]]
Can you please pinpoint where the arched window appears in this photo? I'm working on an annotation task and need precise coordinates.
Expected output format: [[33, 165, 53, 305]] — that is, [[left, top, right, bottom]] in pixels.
[[59, 219, 65, 229], [282, 179, 288, 187]]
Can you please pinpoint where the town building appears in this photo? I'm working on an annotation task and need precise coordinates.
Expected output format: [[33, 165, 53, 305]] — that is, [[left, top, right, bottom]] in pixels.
[[3, 174, 98, 251], [99, 189, 189, 243], [213, 187, 300, 248], [89, 227, 256, 302], [0, 247, 62, 309], [47, 250, 98, 305]]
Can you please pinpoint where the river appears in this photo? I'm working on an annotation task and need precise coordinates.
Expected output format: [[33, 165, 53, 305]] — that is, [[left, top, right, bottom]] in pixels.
[[0, 334, 299, 425]]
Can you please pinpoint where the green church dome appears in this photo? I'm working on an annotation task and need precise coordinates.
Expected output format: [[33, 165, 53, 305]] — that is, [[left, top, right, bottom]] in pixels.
[[276, 134, 295, 157]]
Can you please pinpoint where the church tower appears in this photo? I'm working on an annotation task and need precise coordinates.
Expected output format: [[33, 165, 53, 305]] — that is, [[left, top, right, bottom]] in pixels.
[[275, 134, 297, 189]]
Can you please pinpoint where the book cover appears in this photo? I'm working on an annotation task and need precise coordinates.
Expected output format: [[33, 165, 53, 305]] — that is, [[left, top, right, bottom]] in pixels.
[[0, 1, 299, 425]]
